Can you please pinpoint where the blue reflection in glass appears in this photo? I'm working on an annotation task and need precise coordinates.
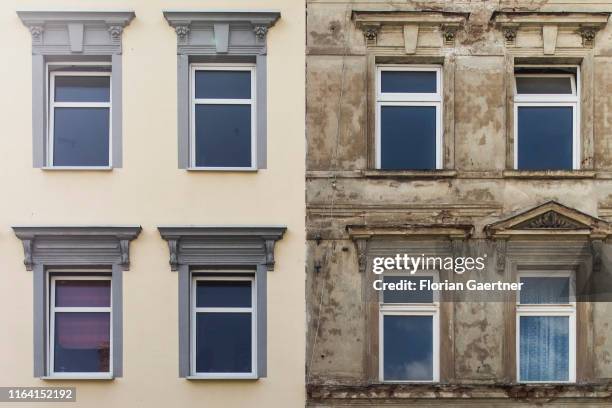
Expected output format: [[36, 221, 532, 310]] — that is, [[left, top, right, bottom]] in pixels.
[[196, 313, 252, 373], [53, 108, 109, 166], [520, 277, 570, 304], [383, 276, 433, 303], [520, 316, 569, 382], [195, 104, 251, 167], [517, 107, 573, 170], [381, 71, 437, 94], [55, 76, 110, 102], [380, 106, 436, 170], [195, 70, 251, 99], [54, 312, 110, 373], [384, 315, 433, 381], [196, 281, 252, 308]]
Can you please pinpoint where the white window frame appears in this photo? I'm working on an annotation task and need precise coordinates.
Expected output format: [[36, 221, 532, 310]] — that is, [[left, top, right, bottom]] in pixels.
[[375, 65, 443, 170], [189, 63, 257, 171], [190, 274, 257, 379], [516, 270, 576, 383], [48, 274, 113, 379], [379, 270, 440, 383], [47, 63, 113, 170], [513, 66, 580, 170]]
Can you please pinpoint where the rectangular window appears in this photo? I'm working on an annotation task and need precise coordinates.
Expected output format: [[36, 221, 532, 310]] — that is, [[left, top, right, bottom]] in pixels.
[[49, 276, 112, 377], [191, 275, 256, 378], [376, 66, 442, 170], [516, 271, 576, 383], [379, 272, 439, 382], [48, 67, 112, 168], [514, 67, 579, 170], [190, 64, 256, 170]]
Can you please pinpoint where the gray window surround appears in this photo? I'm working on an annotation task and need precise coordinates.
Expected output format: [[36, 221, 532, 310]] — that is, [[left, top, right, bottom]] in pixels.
[[157, 225, 286, 379], [12, 225, 142, 379], [163, 11, 281, 170], [17, 11, 135, 169]]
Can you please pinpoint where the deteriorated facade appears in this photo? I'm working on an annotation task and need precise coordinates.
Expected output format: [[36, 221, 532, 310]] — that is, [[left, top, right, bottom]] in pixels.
[[306, 0, 612, 406]]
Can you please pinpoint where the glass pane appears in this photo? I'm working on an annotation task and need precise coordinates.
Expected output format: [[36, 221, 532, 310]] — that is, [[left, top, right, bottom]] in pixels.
[[54, 312, 110, 373], [54, 76, 110, 102], [516, 76, 573, 95], [380, 106, 436, 170], [381, 71, 437, 93], [194, 104, 252, 168], [383, 315, 433, 381], [195, 70, 251, 99], [55, 280, 111, 307], [383, 276, 433, 303], [517, 106, 573, 170], [53, 107, 110, 167], [520, 277, 570, 304], [520, 316, 569, 382], [196, 280, 252, 308], [196, 312, 252, 373]]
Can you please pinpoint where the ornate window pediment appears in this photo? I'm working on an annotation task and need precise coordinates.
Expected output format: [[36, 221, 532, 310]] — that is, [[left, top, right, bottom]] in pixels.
[[353, 10, 469, 53], [485, 201, 611, 239], [492, 11, 610, 52]]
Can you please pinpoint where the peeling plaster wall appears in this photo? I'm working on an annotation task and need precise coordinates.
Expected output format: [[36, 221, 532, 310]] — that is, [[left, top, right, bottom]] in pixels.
[[307, 0, 612, 405]]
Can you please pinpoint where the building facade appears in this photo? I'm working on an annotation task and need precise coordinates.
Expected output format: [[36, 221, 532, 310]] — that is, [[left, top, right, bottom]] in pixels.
[[0, 0, 305, 407], [306, 0, 612, 407]]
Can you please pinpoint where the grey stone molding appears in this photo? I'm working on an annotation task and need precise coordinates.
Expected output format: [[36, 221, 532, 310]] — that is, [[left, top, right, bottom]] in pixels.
[[17, 11, 135, 55], [12, 225, 142, 271], [163, 10, 280, 55], [158, 225, 286, 271], [12, 225, 141, 378]]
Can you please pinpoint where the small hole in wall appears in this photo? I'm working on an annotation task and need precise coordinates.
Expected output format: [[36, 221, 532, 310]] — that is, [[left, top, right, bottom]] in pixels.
[[320, 355, 325, 359]]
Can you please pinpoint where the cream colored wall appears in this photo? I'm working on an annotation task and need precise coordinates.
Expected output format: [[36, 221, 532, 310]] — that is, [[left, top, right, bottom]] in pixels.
[[0, 1, 305, 407]]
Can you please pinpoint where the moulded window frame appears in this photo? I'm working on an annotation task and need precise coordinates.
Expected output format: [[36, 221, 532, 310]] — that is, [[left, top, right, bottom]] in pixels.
[[48, 274, 113, 379], [378, 270, 440, 383], [515, 270, 576, 384], [375, 65, 443, 170], [190, 274, 257, 379], [189, 63, 257, 171], [46, 62, 113, 170], [513, 66, 581, 170]]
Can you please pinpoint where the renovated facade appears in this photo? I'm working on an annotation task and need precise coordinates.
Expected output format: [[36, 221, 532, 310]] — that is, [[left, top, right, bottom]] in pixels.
[[0, 1, 305, 407], [306, 0, 612, 407]]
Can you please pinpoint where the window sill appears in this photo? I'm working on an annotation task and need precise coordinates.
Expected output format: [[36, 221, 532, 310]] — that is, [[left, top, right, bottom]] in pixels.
[[503, 170, 595, 179], [187, 167, 258, 172], [362, 169, 457, 179], [42, 166, 113, 171], [186, 375, 259, 380], [41, 375, 114, 380]]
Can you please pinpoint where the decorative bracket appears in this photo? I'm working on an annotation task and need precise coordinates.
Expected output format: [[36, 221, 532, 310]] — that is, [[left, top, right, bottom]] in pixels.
[[353, 237, 370, 274], [253, 24, 269, 41], [590, 239, 604, 274], [580, 25, 598, 47], [22, 239, 34, 271], [494, 238, 508, 275], [361, 24, 380, 46], [502, 25, 518, 46], [441, 24, 460, 46]]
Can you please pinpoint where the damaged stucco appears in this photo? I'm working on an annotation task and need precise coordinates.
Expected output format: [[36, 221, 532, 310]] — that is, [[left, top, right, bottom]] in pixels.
[[306, 0, 612, 406]]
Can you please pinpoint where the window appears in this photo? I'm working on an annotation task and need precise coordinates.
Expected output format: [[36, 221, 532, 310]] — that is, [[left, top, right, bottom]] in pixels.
[[49, 275, 112, 378], [190, 64, 256, 170], [191, 274, 256, 378], [516, 271, 576, 383], [376, 66, 442, 170], [514, 67, 580, 170], [48, 67, 112, 168], [379, 272, 439, 382]]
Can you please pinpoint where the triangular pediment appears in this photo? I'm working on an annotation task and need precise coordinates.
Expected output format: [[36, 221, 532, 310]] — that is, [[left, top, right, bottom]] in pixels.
[[485, 201, 611, 238]]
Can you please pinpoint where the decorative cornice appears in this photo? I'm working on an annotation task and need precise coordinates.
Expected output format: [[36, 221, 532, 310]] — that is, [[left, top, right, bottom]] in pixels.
[[17, 10, 135, 54], [485, 201, 612, 239], [347, 223, 474, 240], [12, 225, 142, 271], [353, 10, 469, 49], [158, 226, 287, 271], [163, 10, 280, 55]]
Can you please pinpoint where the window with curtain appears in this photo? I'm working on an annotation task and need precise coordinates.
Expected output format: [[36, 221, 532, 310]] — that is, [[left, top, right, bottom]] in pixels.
[[517, 272, 575, 382], [50, 276, 111, 375]]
